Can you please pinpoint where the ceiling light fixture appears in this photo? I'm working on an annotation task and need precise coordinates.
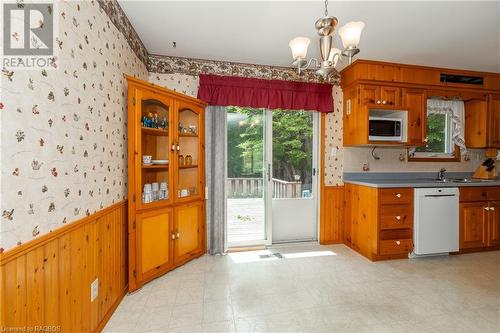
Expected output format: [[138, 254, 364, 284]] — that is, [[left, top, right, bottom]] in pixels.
[[289, 0, 365, 79]]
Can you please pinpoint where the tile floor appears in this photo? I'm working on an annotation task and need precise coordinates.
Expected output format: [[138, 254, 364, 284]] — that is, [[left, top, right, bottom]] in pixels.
[[103, 244, 500, 333]]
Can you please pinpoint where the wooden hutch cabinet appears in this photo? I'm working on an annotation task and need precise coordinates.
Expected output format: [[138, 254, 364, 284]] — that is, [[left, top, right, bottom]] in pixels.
[[126, 76, 206, 291]]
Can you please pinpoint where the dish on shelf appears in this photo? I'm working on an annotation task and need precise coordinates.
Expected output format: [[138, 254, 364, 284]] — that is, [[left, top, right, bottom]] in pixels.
[[152, 160, 169, 165]]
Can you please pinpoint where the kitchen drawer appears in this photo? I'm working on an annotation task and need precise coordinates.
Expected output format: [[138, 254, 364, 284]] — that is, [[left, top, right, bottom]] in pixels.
[[379, 188, 413, 205], [487, 187, 500, 201], [379, 239, 412, 255], [460, 187, 489, 202], [380, 204, 413, 229]]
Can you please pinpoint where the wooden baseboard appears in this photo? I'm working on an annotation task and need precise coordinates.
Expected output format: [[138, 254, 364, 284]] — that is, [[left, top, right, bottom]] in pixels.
[[0, 201, 128, 333], [94, 284, 128, 333], [455, 246, 500, 254]]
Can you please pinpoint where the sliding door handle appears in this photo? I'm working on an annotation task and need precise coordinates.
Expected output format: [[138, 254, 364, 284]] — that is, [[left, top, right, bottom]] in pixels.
[[267, 163, 271, 182]]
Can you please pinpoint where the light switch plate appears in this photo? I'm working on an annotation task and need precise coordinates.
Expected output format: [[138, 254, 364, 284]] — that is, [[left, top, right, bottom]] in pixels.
[[91, 278, 99, 302]]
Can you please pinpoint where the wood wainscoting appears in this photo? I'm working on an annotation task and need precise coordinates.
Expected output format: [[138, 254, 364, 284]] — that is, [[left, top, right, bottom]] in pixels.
[[320, 186, 345, 244], [0, 201, 127, 333]]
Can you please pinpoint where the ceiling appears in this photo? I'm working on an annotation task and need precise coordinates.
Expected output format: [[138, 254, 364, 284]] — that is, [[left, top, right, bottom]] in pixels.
[[118, 1, 500, 73]]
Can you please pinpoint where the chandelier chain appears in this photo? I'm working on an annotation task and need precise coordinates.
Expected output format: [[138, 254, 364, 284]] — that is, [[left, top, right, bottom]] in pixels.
[[324, 0, 328, 17]]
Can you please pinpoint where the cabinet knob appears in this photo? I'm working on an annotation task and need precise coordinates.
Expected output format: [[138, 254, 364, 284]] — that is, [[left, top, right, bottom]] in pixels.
[[490, 207, 495, 211], [176, 232, 180, 239], [376, 100, 382, 104], [171, 233, 176, 240], [395, 215, 401, 221], [171, 144, 176, 151], [382, 100, 387, 105], [485, 207, 490, 211], [395, 240, 401, 245], [396, 193, 401, 198], [177, 145, 180, 151]]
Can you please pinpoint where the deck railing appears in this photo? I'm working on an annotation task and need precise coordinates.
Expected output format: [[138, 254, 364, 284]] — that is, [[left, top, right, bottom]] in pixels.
[[226, 178, 302, 198]]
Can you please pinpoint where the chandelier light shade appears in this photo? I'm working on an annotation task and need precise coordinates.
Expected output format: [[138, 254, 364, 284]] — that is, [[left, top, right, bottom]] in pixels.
[[339, 21, 365, 49], [289, 37, 311, 60], [288, 0, 365, 80]]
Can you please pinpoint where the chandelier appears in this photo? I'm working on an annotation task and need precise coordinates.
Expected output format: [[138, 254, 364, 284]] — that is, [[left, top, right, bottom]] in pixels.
[[289, 0, 365, 79]]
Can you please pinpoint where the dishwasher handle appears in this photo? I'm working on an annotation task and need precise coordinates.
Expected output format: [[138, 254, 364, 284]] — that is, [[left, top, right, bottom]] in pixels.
[[423, 194, 457, 198]]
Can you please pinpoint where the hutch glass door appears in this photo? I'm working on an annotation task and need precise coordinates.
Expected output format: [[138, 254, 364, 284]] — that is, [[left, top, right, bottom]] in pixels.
[[136, 91, 173, 210], [175, 103, 203, 201]]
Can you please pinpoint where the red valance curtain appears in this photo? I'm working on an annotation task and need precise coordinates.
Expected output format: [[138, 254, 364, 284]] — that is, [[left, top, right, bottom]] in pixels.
[[197, 74, 333, 113]]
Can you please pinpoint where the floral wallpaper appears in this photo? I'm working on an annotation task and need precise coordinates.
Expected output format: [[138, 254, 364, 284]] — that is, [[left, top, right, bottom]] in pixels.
[[0, 0, 148, 252], [324, 86, 344, 186], [149, 73, 199, 98], [96, 0, 148, 66]]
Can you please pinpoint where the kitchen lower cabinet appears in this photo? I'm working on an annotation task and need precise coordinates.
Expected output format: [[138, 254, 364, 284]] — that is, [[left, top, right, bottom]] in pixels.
[[459, 202, 488, 249], [488, 201, 500, 247], [174, 201, 204, 264], [459, 187, 500, 251], [344, 184, 413, 261]]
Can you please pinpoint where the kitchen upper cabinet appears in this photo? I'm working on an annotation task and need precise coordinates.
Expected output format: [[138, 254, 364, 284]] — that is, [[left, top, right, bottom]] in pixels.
[[465, 95, 500, 148], [460, 202, 487, 249], [488, 94, 500, 147], [174, 201, 204, 264], [465, 99, 488, 148], [403, 88, 426, 146], [488, 201, 500, 247], [359, 84, 401, 107], [136, 208, 174, 282]]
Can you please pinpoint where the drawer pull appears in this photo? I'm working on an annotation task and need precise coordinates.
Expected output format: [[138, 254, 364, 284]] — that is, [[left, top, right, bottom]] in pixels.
[[395, 215, 401, 221], [395, 193, 401, 198], [485, 207, 490, 211], [395, 240, 401, 245], [491, 207, 495, 211]]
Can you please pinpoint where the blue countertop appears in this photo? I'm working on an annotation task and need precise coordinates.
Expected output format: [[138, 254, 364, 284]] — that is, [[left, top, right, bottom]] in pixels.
[[343, 172, 500, 188]]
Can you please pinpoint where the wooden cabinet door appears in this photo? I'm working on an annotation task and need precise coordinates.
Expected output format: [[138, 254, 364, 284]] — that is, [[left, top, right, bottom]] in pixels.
[[465, 99, 488, 148], [460, 202, 488, 249], [380, 86, 401, 107], [403, 88, 426, 146], [174, 201, 204, 264], [359, 85, 380, 105], [487, 201, 500, 247], [135, 208, 174, 285], [173, 100, 205, 203], [487, 94, 500, 147]]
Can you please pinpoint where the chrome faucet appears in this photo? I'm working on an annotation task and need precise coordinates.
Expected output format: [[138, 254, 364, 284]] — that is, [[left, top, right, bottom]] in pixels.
[[437, 168, 447, 181]]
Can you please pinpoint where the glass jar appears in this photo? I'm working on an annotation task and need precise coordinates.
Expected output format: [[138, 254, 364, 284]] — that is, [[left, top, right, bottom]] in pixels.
[[185, 155, 192, 166], [178, 155, 184, 166]]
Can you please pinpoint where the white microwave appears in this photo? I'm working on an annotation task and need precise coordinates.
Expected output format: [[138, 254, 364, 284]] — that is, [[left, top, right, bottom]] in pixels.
[[368, 117, 403, 141]]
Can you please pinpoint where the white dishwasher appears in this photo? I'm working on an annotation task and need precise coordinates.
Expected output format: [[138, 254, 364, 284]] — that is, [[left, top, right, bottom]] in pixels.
[[413, 187, 459, 256]]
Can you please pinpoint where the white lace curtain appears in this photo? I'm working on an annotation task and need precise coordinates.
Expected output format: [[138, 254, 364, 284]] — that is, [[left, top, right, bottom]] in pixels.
[[427, 99, 467, 153]]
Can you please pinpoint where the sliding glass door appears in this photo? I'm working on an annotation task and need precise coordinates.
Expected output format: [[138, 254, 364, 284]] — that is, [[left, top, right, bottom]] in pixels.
[[226, 107, 269, 246], [226, 107, 319, 247]]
